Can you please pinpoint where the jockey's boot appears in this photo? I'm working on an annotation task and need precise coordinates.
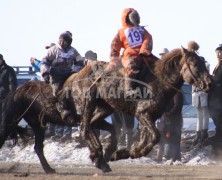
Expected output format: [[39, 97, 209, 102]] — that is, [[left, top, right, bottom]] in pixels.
[[200, 129, 208, 145], [56, 99, 71, 122], [193, 131, 201, 146]]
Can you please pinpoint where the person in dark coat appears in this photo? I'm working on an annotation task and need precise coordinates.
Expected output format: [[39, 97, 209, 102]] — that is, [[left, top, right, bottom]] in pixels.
[[0, 54, 17, 131], [208, 44, 222, 142], [156, 92, 183, 162], [111, 111, 134, 149]]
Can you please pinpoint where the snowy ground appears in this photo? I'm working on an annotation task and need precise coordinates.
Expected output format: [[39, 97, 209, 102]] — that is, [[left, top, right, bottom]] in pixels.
[[0, 130, 221, 168]]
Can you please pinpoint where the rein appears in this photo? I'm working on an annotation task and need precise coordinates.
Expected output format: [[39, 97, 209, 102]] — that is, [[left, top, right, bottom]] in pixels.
[[180, 56, 198, 82], [16, 93, 40, 122], [142, 57, 185, 94]]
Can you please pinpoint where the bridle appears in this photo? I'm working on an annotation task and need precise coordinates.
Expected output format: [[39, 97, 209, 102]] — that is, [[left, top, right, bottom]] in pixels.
[[180, 56, 198, 83], [142, 54, 199, 94]]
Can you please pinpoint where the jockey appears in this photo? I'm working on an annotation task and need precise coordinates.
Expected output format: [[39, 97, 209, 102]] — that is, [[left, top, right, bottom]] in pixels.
[[106, 8, 153, 96], [41, 31, 83, 122]]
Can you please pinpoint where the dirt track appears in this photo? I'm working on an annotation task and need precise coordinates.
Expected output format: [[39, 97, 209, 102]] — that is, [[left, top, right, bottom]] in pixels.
[[0, 162, 222, 179]]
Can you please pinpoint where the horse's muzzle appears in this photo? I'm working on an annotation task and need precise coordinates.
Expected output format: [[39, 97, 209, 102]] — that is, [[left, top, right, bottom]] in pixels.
[[196, 79, 213, 93]]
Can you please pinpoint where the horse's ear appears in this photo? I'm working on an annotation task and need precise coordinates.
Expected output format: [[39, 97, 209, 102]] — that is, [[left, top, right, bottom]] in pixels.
[[181, 46, 188, 56]]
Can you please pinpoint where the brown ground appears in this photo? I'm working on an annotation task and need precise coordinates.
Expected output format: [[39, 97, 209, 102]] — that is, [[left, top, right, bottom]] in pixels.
[[0, 162, 221, 179]]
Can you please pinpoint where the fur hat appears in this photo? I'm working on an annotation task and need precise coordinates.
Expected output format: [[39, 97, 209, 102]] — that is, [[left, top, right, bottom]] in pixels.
[[0, 54, 4, 60], [215, 44, 222, 51], [159, 48, 169, 55], [129, 10, 140, 26], [59, 31, 73, 46], [188, 41, 199, 51]]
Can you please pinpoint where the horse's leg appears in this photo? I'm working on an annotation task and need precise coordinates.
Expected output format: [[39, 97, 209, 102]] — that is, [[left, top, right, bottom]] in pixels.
[[93, 119, 118, 162], [80, 103, 111, 172], [130, 112, 160, 158], [30, 123, 56, 174]]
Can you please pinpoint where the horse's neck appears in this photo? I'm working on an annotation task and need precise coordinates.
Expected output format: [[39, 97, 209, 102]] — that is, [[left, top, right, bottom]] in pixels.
[[155, 63, 184, 92]]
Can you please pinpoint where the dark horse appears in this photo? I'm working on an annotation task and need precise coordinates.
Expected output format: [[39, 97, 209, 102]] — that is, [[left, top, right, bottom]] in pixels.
[[0, 47, 212, 173], [62, 47, 211, 172], [0, 81, 116, 173]]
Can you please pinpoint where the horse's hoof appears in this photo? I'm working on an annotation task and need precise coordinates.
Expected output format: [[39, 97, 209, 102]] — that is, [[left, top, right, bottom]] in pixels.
[[45, 168, 56, 174], [103, 153, 111, 162], [101, 162, 112, 173], [94, 158, 112, 173], [129, 149, 141, 159]]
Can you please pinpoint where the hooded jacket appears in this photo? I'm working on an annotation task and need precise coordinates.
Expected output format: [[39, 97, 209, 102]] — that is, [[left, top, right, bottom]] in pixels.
[[109, 8, 153, 69], [0, 60, 17, 99]]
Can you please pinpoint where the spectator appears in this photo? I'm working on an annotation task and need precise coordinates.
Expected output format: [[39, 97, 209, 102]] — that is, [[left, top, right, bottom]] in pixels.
[[0, 54, 17, 131], [156, 48, 169, 161], [159, 48, 169, 59], [30, 58, 41, 72], [208, 44, 222, 142], [85, 50, 97, 62], [156, 92, 183, 162], [111, 111, 134, 149], [188, 41, 210, 145]]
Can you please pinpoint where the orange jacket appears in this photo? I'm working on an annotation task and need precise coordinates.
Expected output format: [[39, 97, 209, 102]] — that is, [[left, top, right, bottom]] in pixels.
[[109, 8, 153, 69]]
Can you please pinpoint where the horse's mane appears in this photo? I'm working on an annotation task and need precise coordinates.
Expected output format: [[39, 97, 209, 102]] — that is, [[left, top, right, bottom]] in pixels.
[[154, 49, 182, 81], [65, 49, 183, 87]]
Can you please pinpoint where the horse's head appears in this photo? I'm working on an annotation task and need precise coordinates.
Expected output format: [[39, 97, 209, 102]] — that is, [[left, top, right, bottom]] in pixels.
[[180, 47, 212, 92]]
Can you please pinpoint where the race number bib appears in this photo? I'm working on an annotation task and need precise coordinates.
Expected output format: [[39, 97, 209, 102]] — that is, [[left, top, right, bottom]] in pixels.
[[124, 26, 144, 48]]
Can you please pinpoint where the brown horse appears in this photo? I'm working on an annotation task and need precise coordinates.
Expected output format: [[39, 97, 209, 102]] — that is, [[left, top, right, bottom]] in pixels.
[[62, 47, 212, 172], [0, 47, 212, 173]]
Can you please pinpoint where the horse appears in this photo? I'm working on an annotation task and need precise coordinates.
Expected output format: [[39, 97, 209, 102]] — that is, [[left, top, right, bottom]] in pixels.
[[60, 47, 212, 172], [0, 47, 212, 173], [0, 81, 117, 173]]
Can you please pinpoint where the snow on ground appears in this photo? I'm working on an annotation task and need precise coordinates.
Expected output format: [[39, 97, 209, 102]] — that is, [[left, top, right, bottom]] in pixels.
[[0, 131, 221, 168]]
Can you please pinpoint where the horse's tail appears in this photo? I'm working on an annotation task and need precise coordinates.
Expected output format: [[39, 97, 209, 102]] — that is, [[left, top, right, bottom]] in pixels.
[[2, 91, 18, 128]]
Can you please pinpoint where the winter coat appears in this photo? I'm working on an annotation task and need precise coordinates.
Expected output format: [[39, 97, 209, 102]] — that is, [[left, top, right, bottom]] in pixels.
[[31, 59, 41, 72], [192, 86, 208, 108], [41, 44, 80, 76], [212, 61, 222, 85], [108, 8, 153, 70], [162, 92, 183, 144], [0, 60, 17, 99]]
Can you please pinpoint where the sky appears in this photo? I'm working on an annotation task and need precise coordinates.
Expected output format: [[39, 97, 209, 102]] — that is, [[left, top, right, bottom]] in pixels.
[[0, 0, 221, 73]]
